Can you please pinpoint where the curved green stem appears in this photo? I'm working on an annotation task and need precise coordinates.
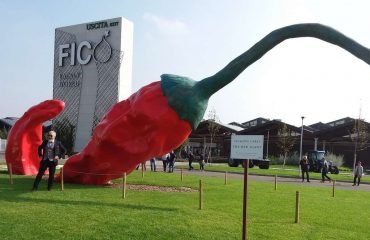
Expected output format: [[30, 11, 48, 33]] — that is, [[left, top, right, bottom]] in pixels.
[[195, 23, 370, 98]]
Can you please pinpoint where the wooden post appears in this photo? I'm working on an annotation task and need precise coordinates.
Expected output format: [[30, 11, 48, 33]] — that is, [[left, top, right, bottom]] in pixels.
[[60, 167, 64, 191], [274, 175, 277, 191], [141, 163, 144, 179], [295, 191, 300, 223], [181, 167, 183, 182], [8, 163, 13, 185], [199, 179, 203, 210], [122, 173, 127, 199], [332, 180, 336, 197], [224, 171, 228, 185], [242, 159, 249, 240]]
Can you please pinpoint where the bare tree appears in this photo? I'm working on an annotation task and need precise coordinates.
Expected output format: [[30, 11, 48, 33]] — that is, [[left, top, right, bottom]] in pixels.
[[350, 118, 369, 171], [276, 124, 296, 168], [206, 108, 220, 165], [0, 127, 8, 139]]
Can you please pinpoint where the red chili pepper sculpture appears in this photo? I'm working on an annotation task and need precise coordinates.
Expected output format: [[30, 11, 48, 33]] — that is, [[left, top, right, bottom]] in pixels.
[[5, 100, 65, 175], [9, 24, 370, 184], [59, 24, 370, 185]]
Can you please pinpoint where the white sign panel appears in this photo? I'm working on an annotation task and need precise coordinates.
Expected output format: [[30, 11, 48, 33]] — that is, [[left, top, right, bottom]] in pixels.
[[231, 135, 263, 160]]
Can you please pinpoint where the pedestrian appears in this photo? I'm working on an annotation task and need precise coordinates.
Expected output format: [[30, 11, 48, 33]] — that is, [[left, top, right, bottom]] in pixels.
[[150, 157, 157, 172], [300, 154, 310, 182], [353, 161, 364, 186], [198, 152, 205, 171], [188, 151, 194, 170], [32, 130, 66, 191], [136, 160, 147, 171], [168, 151, 176, 173], [161, 153, 168, 172], [321, 158, 331, 183]]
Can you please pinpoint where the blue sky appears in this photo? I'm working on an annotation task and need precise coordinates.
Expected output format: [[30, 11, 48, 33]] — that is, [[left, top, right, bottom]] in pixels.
[[1, 0, 370, 127]]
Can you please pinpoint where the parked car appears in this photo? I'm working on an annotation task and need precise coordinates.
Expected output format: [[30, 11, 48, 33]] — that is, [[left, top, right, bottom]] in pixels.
[[228, 158, 270, 169], [307, 150, 339, 174]]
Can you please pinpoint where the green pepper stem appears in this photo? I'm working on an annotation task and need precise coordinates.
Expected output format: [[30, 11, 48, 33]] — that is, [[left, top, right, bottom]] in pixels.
[[195, 23, 370, 99]]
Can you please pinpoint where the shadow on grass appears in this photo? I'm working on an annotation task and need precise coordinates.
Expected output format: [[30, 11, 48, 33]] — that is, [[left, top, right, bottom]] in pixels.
[[0, 174, 177, 212]]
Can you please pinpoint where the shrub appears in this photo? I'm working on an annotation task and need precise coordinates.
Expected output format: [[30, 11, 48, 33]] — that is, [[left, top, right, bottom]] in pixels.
[[325, 151, 344, 167]]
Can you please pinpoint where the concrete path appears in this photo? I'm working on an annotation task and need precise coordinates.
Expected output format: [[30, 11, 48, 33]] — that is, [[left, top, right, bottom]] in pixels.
[[171, 168, 370, 191]]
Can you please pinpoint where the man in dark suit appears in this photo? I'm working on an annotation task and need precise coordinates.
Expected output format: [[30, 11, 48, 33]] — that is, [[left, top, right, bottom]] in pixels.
[[32, 130, 66, 191]]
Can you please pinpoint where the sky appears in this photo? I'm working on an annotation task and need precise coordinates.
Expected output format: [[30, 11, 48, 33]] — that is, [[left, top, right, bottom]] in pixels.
[[1, 0, 370, 127]]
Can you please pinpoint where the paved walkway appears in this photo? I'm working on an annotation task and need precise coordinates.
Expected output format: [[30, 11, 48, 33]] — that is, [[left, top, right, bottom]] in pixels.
[[172, 168, 370, 191]]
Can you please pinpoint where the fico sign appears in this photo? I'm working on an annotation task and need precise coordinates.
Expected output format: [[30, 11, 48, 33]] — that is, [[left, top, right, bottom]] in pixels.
[[58, 30, 112, 67]]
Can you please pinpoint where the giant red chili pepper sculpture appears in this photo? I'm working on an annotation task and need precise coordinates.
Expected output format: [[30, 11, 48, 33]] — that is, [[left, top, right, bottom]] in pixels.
[[5, 100, 65, 175], [7, 24, 369, 184], [58, 23, 370, 185]]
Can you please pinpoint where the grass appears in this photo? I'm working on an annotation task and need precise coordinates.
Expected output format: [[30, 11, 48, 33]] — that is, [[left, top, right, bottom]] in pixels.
[[202, 163, 370, 184], [0, 170, 369, 239]]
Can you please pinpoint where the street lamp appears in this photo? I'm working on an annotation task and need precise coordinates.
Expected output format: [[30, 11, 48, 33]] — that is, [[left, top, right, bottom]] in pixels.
[[299, 116, 305, 162], [266, 129, 270, 159]]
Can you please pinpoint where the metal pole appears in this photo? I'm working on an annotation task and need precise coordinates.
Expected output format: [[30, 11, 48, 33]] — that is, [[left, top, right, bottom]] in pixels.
[[266, 129, 270, 159], [242, 159, 249, 240], [299, 116, 305, 176]]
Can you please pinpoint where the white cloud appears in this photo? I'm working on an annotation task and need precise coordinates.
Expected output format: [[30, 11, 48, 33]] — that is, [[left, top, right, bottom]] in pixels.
[[143, 13, 189, 35]]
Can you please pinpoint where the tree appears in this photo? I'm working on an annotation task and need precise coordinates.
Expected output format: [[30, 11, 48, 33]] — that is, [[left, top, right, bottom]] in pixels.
[[0, 127, 8, 139], [350, 118, 369, 171], [276, 124, 296, 168], [206, 108, 220, 165]]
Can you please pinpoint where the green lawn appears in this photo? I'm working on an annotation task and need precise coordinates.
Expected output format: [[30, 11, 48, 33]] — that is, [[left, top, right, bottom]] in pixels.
[[0, 170, 369, 239], [202, 163, 370, 184]]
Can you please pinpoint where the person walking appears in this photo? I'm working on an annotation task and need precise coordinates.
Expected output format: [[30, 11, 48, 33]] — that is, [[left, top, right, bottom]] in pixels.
[[150, 157, 157, 172], [161, 153, 169, 172], [300, 154, 310, 182], [198, 152, 205, 171], [188, 151, 194, 170], [168, 151, 176, 173], [32, 130, 66, 191], [353, 161, 364, 186], [321, 158, 331, 183]]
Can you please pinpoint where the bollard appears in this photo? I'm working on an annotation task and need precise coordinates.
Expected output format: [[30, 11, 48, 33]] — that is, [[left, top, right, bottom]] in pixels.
[[295, 191, 300, 223], [181, 167, 183, 182], [225, 171, 228, 185], [199, 179, 203, 210], [8, 163, 13, 185], [60, 167, 64, 191], [332, 180, 336, 197], [122, 173, 127, 199], [274, 175, 277, 191]]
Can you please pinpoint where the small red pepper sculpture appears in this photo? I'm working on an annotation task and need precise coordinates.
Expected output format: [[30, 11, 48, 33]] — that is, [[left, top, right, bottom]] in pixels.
[[5, 100, 65, 175]]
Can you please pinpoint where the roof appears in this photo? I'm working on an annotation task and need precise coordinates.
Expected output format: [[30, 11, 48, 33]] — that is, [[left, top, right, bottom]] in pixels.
[[0, 117, 53, 129], [0, 117, 19, 127]]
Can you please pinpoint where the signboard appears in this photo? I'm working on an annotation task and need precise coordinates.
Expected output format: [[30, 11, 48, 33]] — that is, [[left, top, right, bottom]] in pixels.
[[231, 135, 263, 160], [53, 17, 133, 151]]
